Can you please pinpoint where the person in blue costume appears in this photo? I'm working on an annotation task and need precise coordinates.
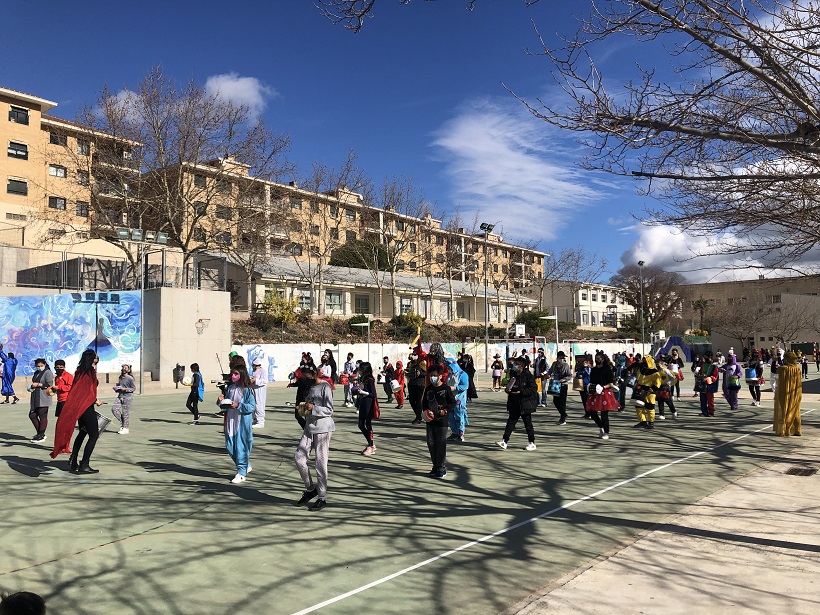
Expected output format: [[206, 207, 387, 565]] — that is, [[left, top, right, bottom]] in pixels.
[[445, 357, 469, 443], [217, 363, 255, 483], [0, 342, 20, 404]]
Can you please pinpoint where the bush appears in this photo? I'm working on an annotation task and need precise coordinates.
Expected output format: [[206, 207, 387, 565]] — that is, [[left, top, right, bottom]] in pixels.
[[348, 314, 370, 335], [252, 291, 298, 330], [390, 310, 424, 338]]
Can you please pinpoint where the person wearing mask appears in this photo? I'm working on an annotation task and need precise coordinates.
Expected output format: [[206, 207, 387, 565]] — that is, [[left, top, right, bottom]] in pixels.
[[294, 365, 336, 511], [323, 349, 338, 384], [342, 352, 356, 408], [445, 357, 469, 442], [576, 355, 593, 419], [547, 351, 572, 425], [496, 356, 538, 450], [52, 359, 73, 417], [698, 351, 720, 417], [425, 343, 449, 387], [186, 363, 205, 424], [801, 353, 809, 379], [745, 351, 764, 407], [634, 355, 665, 429], [318, 353, 334, 389], [667, 349, 685, 400], [720, 353, 743, 411], [393, 360, 406, 409], [380, 357, 395, 403], [406, 350, 427, 424], [293, 366, 315, 429], [354, 362, 379, 455], [217, 363, 255, 483], [655, 358, 678, 420], [460, 354, 478, 404], [533, 348, 549, 407], [51, 349, 103, 474], [0, 342, 20, 404], [491, 354, 505, 392], [586, 353, 620, 439], [690, 354, 703, 397], [111, 364, 136, 434], [28, 358, 54, 442], [250, 359, 269, 429], [422, 364, 455, 478]]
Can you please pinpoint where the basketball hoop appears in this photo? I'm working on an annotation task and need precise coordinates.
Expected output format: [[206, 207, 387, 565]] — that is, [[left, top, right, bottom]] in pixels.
[[195, 318, 210, 335]]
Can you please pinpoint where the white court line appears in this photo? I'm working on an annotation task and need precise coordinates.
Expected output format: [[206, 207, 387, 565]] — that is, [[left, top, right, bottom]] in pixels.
[[293, 412, 815, 615]]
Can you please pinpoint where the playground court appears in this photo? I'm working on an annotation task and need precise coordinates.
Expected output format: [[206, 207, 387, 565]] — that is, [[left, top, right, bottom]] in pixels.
[[1, 376, 816, 614]]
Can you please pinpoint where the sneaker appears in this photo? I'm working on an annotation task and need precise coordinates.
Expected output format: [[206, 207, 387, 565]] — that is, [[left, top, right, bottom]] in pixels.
[[252, 423, 265, 429], [524, 442, 537, 451], [230, 474, 246, 484], [77, 464, 99, 474], [411, 418, 422, 425], [598, 428, 606, 439], [309, 498, 327, 511], [537, 404, 545, 408], [456, 434, 465, 443], [657, 414, 665, 420], [118, 427, 129, 434], [447, 433, 458, 440], [601, 432, 610, 440], [496, 440, 508, 450], [633, 421, 647, 428], [433, 470, 447, 479], [584, 412, 592, 420], [12, 396, 20, 404], [188, 420, 200, 425], [428, 469, 438, 477], [395, 404, 403, 409], [247, 464, 252, 473], [556, 419, 567, 426], [646, 422, 655, 429], [362, 445, 375, 456], [296, 488, 318, 506], [672, 412, 678, 418]]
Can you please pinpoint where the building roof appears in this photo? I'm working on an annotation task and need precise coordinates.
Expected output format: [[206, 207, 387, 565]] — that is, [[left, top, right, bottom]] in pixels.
[[0, 86, 57, 112], [226, 255, 535, 303]]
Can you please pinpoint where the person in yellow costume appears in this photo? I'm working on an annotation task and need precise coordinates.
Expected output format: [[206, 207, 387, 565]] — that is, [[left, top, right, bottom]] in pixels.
[[635, 355, 666, 429], [773, 351, 802, 436]]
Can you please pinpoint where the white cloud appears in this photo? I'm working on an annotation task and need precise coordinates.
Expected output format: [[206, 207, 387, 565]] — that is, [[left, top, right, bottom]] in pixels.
[[204, 73, 277, 119], [622, 224, 820, 283], [431, 99, 603, 244]]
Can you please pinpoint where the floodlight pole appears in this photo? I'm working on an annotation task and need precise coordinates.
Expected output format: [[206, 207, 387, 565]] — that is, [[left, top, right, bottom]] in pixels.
[[480, 222, 495, 372], [638, 260, 646, 356]]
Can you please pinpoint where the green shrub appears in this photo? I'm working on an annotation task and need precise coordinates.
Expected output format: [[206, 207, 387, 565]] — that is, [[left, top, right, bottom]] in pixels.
[[252, 291, 298, 329]]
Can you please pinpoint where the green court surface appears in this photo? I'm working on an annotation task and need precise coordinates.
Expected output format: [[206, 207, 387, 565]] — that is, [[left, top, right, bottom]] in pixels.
[[1, 379, 814, 615]]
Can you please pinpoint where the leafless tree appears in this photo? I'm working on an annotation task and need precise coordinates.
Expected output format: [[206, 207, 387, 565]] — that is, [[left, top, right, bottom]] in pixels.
[[519, 0, 820, 272], [709, 294, 773, 348], [553, 246, 607, 321], [72, 67, 291, 286], [610, 263, 687, 331], [767, 296, 818, 345]]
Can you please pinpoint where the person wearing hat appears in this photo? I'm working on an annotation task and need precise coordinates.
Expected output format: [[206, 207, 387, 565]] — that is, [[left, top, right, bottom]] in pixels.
[[546, 350, 572, 425], [491, 354, 504, 391], [250, 358, 268, 429], [496, 356, 538, 450], [294, 364, 336, 510]]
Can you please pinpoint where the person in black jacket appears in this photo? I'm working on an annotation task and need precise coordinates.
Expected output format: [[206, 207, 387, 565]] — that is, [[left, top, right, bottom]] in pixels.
[[547, 351, 572, 425], [497, 357, 539, 451], [422, 364, 455, 478], [406, 351, 427, 424]]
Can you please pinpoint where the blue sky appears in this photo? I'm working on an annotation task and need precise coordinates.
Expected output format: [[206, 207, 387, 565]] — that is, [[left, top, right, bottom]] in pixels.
[[4, 0, 700, 281]]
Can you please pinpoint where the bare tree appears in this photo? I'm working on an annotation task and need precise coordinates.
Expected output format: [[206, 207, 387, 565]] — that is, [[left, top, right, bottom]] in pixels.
[[518, 0, 820, 272], [709, 296, 773, 348], [610, 263, 687, 331], [72, 67, 291, 286], [767, 297, 818, 346], [554, 246, 607, 322]]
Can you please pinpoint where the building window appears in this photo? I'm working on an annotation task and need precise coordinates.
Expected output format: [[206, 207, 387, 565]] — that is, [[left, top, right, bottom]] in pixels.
[[409, 242, 416, 254], [76, 169, 90, 186], [345, 208, 356, 221], [493, 264, 498, 273], [325, 291, 342, 312], [48, 196, 67, 210], [290, 243, 303, 256], [193, 227, 206, 242], [396, 220, 405, 231], [436, 235, 444, 246], [310, 245, 320, 257], [6, 212, 27, 221], [290, 196, 302, 210], [8, 141, 28, 159], [582, 312, 589, 325], [409, 261, 417, 270], [290, 220, 302, 232], [354, 294, 370, 314], [9, 106, 29, 125], [49, 164, 67, 178], [216, 205, 232, 220], [310, 200, 320, 213], [48, 229, 67, 239], [6, 179, 28, 196], [601, 293, 607, 303], [581, 291, 588, 300], [77, 139, 90, 156], [401, 297, 413, 314], [591, 292, 597, 302], [329, 204, 338, 218], [217, 231, 232, 245], [193, 201, 207, 216], [502, 265, 508, 274], [49, 133, 68, 146], [591, 312, 598, 326], [216, 179, 232, 195], [297, 291, 311, 310], [346, 230, 357, 242], [75, 201, 89, 217], [330, 227, 339, 240], [310, 224, 320, 236], [194, 174, 207, 188]]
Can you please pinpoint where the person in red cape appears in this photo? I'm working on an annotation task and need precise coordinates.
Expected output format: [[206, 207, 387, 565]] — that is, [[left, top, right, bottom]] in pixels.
[[50, 349, 103, 473]]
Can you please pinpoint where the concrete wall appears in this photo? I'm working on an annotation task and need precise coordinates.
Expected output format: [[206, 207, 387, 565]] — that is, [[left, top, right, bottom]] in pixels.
[[142, 287, 231, 387]]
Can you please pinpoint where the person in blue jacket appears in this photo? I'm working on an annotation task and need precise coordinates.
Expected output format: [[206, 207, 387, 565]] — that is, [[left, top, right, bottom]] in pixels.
[[217, 363, 255, 483], [186, 363, 205, 424], [445, 357, 469, 443], [0, 342, 20, 404]]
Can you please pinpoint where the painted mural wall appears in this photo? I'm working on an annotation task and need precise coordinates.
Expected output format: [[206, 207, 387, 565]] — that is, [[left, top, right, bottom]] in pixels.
[[0, 291, 141, 376]]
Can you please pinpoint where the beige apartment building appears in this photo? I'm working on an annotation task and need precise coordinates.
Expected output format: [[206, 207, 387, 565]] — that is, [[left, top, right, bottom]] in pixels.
[[2, 85, 546, 320], [520, 281, 637, 330]]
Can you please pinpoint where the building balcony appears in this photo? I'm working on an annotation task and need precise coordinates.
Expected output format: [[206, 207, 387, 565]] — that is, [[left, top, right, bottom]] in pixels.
[[92, 151, 140, 170]]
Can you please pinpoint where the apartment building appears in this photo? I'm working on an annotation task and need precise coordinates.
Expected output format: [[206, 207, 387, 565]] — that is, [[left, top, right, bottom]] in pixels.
[[520, 281, 637, 330]]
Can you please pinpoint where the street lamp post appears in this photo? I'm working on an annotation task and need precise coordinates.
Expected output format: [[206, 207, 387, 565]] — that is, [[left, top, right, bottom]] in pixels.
[[480, 222, 495, 372], [638, 260, 646, 355]]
